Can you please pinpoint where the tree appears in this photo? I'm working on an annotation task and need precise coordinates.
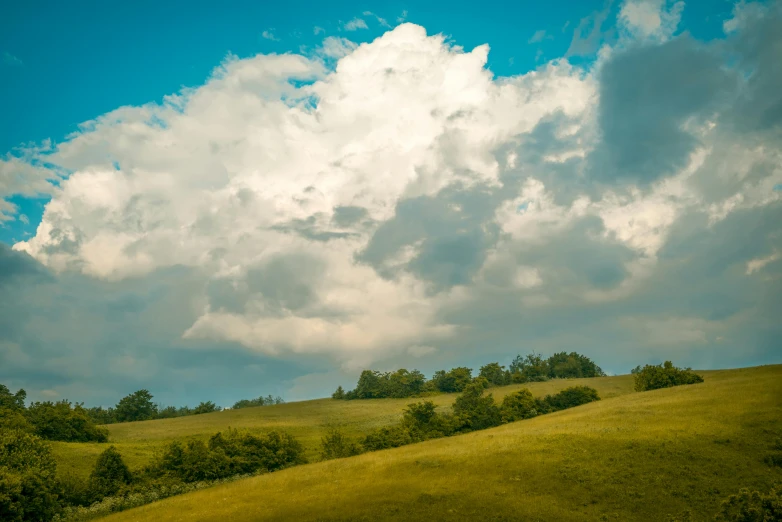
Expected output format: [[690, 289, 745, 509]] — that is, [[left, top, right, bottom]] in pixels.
[[0, 408, 32, 433], [542, 386, 600, 411], [479, 362, 510, 386], [25, 401, 108, 442], [633, 361, 704, 391], [509, 353, 549, 383], [320, 428, 361, 460], [387, 369, 426, 398], [0, 429, 62, 522], [715, 483, 782, 521], [114, 390, 158, 422], [0, 385, 26, 411], [88, 446, 132, 500], [192, 401, 221, 415], [331, 386, 346, 400], [353, 370, 387, 399], [500, 389, 539, 423], [547, 352, 606, 379], [452, 378, 502, 432], [431, 367, 473, 393]]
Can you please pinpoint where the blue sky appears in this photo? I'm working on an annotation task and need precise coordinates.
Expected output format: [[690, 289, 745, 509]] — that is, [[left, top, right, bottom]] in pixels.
[[1, 0, 780, 407]]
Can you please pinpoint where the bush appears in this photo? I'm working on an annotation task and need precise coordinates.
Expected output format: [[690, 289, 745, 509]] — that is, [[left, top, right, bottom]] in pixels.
[[0, 385, 26, 411], [232, 395, 284, 409], [25, 401, 108, 443], [452, 379, 502, 432], [0, 408, 33, 433], [320, 428, 361, 460], [88, 446, 133, 501], [0, 429, 62, 522], [148, 429, 306, 483], [401, 401, 454, 439], [362, 425, 415, 451], [509, 353, 549, 383], [331, 386, 345, 400], [547, 352, 606, 379], [633, 361, 704, 392], [542, 386, 601, 411], [715, 483, 782, 521], [500, 389, 539, 422]]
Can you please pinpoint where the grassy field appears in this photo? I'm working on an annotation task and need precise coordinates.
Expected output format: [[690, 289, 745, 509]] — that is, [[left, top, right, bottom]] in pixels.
[[55, 366, 782, 521], [51, 373, 637, 479]]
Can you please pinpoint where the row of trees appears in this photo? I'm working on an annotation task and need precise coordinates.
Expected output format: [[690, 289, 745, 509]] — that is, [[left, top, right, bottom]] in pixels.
[[324, 379, 602, 458], [333, 351, 606, 400], [231, 394, 285, 409]]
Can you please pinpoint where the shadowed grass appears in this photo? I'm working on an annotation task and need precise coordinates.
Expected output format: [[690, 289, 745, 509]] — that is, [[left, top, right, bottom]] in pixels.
[[84, 365, 782, 521], [51, 374, 637, 479]]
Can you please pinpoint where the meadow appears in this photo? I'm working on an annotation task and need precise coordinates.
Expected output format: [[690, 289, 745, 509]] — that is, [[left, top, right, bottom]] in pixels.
[[50, 365, 782, 521]]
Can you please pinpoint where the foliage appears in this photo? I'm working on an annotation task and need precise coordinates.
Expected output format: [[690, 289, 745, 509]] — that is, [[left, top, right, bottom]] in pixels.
[[451, 379, 502, 432], [633, 361, 704, 392], [88, 446, 133, 501], [500, 389, 539, 422], [0, 407, 33, 433], [401, 401, 454, 439], [114, 390, 158, 423], [715, 484, 782, 521], [0, 429, 62, 522], [84, 407, 116, 425], [25, 401, 109, 443], [342, 369, 426, 399], [540, 386, 601, 411], [0, 385, 27, 411], [546, 352, 606, 379], [361, 425, 415, 451], [320, 428, 361, 460], [479, 362, 511, 386], [232, 395, 285, 410], [148, 429, 306, 483], [509, 353, 549, 383], [331, 386, 345, 400], [430, 367, 473, 393]]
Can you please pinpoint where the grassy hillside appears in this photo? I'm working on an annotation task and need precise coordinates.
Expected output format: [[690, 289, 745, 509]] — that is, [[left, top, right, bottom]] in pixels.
[[51, 374, 636, 479], [81, 366, 782, 521]]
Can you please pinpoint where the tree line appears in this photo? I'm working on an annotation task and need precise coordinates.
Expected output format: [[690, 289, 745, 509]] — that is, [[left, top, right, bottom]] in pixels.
[[332, 351, 606, 400]]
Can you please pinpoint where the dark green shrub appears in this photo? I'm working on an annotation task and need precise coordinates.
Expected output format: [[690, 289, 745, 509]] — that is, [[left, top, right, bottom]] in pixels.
[[232, 395, 284, 409], [25, 401, 109, 442], [479, 363, 511, 386], [547, 352, 606, 379], [0, 429, 62, 522], [192, 401, 222, 415], [0, 408, 33, 433], [452, 379, 502, 432], [431, 367, 473, 393], [362, 425, 415, 451], [715, 483, 782, 521], [510, 353, 549, 383], [114, 390, 158, 422], [331, 386, 346, 400], [401, 401, 453, 438], [88, 446, 133, 500], [500, 389, 539, 422], [543, 386, 601, 411], [320, 428, 361, 460], [0, 385, 26, 411], [633, 361, 704, 391]]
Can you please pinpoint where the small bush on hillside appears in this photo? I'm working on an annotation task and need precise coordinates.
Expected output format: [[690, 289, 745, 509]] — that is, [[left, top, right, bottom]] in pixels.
[[401, 401, 454, 439], [320, 428, 361, 460], [331, 386, 345, 400], [452, 379, 502, 432], [362, 425, 415, 451], [633, 361, 704, 392], [0, 429, 62, 522], [25, 401, 109, 443], [542, 386, 601, 411], [500, 389, 539, 423], [148, 429, 306, 483], [546, 352, 606, 379], [715, 483, 782, 521], [88, 446, 133, 501]]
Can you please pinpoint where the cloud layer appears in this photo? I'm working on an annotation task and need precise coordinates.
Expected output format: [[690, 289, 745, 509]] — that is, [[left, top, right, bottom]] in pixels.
[[2, 2, 781, 405]]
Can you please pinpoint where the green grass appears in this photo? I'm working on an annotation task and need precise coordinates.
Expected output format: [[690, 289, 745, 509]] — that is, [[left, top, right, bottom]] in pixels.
[[92, 365, 782, 521], [51, 374, 636, 479]]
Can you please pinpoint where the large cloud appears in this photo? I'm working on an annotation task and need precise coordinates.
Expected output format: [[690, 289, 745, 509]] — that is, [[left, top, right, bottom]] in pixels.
[[2, 3, 782, 404]]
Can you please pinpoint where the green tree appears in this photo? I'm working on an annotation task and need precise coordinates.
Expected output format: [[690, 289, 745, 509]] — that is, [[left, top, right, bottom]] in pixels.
[[431, 367, 473, 393], [88, 446, 133, 500], [320, 428, 361, 460], [541, 386, 600, 411], [633, 361, 704, 391], [331, 386, 346, 400], [192, 401, 221, 415], [387, 369, 426, 398], [25, 401, 109, 442], [452, 378, 502, 432], [115, 390, 158, 422], [500, 389, 539, 422], [0, 408, 32, 433], [0, 429, 62, 522], [509, 353, 549, 383], [0, 385, 26, 411], [479, 362, 510, 386]]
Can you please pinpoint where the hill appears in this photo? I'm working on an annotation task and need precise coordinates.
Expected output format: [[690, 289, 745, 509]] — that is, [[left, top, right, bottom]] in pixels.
[[51, 374, 636, 480], [87, 365, 781, 521]]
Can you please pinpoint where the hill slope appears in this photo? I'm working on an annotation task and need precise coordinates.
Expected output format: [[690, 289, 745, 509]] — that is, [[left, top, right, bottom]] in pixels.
[[101, 365, 782, 521], [51, 374, 636, 479]]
